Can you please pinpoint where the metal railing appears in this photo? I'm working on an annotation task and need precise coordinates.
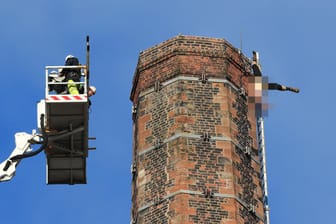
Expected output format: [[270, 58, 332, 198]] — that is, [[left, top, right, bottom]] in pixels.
[[45, 65, 88, 101]]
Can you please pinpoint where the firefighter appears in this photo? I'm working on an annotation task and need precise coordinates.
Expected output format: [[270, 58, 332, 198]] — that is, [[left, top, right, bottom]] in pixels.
[[88, 86, 96, 107], [88, 86, 96, 96], [60, 55, 81, 94]]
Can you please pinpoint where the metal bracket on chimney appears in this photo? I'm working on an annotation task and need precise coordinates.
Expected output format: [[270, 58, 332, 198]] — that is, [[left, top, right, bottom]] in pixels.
[[203, 188, 214, 198], [199, 72, 208, 84], [154, 80, 162, 92], [132, 105, 137, 121], [201, 132, 211, 142]]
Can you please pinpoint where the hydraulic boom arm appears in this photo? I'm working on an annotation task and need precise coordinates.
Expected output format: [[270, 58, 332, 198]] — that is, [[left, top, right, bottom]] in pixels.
[[0, 132, 40, 182]]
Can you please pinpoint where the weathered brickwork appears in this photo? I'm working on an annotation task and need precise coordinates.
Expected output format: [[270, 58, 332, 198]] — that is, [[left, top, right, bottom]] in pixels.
[[130, 35, 265, 224], [130, 35, 250, 104]]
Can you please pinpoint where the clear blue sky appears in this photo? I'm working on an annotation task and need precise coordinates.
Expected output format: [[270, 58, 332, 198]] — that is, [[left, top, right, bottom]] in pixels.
[[0, 1, 335, 223]]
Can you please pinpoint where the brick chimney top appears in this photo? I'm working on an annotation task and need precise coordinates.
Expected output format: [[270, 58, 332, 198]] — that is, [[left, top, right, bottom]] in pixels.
[[130, 35, 251, 102]]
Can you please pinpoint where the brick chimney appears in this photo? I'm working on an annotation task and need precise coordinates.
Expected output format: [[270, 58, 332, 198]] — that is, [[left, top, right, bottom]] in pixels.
[[130, 35, 265, 224]]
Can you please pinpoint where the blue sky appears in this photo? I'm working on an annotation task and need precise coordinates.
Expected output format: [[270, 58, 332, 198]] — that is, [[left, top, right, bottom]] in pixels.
[[0, 1, 335, 223]]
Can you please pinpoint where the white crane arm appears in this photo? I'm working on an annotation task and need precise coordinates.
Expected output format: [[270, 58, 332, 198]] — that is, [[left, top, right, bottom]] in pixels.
[[0, 132, 38, 182]]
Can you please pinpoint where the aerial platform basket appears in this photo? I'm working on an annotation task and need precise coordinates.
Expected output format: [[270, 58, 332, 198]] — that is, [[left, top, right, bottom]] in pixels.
[[0, 36, 93, 184], [38, 65, 89, 185]]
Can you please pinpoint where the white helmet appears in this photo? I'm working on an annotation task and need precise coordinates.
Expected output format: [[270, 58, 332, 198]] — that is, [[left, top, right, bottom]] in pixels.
[[89, 86, 96, 94], [65, 54, 75, 62]]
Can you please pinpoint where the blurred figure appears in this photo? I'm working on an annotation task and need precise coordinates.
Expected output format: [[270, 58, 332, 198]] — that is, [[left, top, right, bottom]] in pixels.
[[249, 51, 299, 117]]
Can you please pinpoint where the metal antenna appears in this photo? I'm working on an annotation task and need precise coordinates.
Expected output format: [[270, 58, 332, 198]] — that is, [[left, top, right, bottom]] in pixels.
[[240, 32, 243, 54], [86, 35, 90, 80]]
